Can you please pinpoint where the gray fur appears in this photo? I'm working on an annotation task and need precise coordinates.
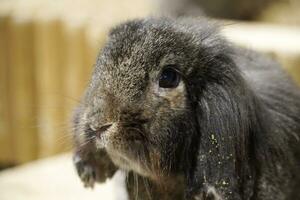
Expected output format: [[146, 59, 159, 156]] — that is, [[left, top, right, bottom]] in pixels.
[[72, 17, 300, 200]]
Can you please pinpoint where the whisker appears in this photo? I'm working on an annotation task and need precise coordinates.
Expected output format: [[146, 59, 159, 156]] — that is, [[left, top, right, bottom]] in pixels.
[[142, 177, 152, 200], [134, 172, 139, 200]]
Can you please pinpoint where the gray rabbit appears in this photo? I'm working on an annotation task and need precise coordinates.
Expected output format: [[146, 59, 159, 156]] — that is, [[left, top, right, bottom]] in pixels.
[[72, 17, 300, 200]]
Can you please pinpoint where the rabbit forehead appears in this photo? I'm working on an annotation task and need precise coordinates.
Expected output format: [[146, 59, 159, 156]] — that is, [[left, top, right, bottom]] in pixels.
[[100, 57, 148, 101], [97, 17, 223, 79], [91, 18, 222, 102], [93, 26, 185, 100]]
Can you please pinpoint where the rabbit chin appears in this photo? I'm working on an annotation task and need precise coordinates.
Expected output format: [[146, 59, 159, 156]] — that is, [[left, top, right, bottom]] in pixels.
[[107, 149, 151, 177]]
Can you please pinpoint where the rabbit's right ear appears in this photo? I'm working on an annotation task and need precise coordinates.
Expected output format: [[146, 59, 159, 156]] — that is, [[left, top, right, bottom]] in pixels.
[[184, 59, 259, 199]]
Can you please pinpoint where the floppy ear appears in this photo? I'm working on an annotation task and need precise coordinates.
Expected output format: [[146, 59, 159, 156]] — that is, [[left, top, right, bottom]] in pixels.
[[185, 58, 261, 199]]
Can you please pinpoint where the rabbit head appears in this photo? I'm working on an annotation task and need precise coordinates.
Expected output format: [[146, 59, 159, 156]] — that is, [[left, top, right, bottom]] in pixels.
[[73, 18, 254, 184], [73, 17, 300, 200]]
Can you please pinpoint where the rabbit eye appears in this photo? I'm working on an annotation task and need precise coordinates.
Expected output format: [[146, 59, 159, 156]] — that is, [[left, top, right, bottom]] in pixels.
[[159, 68, 181, 88]]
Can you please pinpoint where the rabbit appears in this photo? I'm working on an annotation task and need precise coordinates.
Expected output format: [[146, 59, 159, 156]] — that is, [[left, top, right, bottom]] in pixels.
[[72, 17, 300, 200]]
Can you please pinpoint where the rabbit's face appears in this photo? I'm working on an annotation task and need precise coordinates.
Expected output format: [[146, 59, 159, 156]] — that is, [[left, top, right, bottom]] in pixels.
[[74, 19, 224, 179]]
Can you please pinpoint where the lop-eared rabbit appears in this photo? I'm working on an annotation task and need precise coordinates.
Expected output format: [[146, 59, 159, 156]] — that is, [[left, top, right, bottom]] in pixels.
[[72, 18, 300, 200]]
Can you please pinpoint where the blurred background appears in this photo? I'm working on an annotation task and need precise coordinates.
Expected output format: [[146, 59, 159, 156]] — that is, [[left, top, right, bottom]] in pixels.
[[0, 0, 299, 199]]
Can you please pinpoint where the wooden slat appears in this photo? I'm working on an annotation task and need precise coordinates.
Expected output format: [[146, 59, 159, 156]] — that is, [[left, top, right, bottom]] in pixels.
[[8, 19, 38, 163], [63, 26, 92, 123], [276, 55, 300, 85], [0, 16, 13, 163], [34, 19, 66, 157]]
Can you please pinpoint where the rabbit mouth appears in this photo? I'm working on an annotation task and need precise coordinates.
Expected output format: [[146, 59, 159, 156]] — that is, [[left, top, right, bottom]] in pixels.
[[85, 117, 164, 178], [92, 123, 152, 175]]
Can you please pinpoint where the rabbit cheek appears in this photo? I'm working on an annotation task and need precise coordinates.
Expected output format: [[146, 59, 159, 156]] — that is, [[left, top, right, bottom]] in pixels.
[[166, 89, 186, 109], [156, 81, 187, 110], [74, 110, 92, 147]]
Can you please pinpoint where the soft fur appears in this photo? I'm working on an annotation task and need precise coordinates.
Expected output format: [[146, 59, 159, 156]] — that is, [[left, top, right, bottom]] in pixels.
[[72, 17, 300, 200]]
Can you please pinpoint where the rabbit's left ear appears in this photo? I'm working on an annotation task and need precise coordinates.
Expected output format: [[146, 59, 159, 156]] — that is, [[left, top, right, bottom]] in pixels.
[[185, 71, 260, 199]]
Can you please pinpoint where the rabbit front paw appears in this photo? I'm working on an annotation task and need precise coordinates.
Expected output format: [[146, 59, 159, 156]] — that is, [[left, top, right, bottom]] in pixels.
[[73, 154, 97, 188]]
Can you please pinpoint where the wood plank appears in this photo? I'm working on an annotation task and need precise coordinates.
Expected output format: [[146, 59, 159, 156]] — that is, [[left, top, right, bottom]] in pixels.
[[8, 19, 38, 163], [34, 19, 67, 157], [0, 16, 13, 164], [63, 26, 92, 127]]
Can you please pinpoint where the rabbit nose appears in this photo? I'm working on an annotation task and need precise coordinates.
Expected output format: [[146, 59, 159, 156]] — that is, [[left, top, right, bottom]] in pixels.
[[91, 123, 113, 137]]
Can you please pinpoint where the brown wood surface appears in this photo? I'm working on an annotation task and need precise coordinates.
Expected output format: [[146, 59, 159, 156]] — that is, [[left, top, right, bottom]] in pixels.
[[8, 19, 38, 163], [62, 25, 92, 153], [0, 16, 13, 163], [34, 20, 67, 157]]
